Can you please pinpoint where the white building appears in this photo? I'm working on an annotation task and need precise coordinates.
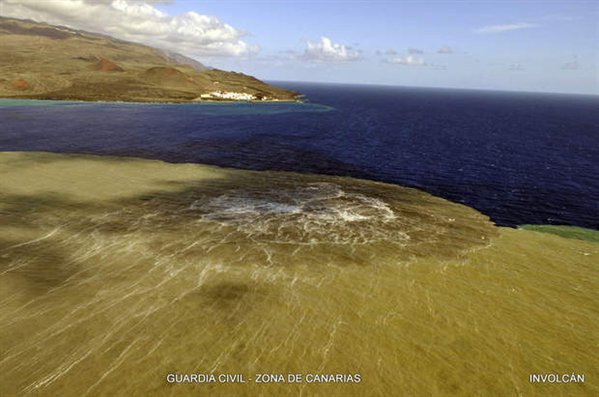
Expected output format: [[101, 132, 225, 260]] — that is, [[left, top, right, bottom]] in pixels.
[[201, 91, 256, 101]]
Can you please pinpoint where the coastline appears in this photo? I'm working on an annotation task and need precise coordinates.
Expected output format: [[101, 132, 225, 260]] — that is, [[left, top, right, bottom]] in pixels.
[[0, 96, 305, 106], [0, 96, 305, 105]]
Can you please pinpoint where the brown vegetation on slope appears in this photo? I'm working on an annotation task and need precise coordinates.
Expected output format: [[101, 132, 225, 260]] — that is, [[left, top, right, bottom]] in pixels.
[[0, 17, 299, 103], [142, 66, 198, 90]]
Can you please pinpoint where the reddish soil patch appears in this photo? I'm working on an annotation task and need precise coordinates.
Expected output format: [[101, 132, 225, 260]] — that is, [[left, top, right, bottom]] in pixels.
[[92, 58, 124, 72], [11, 79, 29, 90]]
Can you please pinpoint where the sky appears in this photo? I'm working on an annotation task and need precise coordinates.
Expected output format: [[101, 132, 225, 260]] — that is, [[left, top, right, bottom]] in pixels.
[[1, 0, 598, 94]]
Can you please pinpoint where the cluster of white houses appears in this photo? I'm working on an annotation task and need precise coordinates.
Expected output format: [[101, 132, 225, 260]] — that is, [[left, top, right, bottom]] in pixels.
[[198, 91, 274, 101]]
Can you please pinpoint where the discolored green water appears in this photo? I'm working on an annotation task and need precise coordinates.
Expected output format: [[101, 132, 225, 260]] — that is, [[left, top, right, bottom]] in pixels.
[[520, 224, 599, 243], [0, 152, 597, 396]]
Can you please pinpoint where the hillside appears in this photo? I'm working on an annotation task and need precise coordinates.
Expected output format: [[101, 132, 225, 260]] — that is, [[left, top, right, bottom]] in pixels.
[[0, 17, 299, 103]]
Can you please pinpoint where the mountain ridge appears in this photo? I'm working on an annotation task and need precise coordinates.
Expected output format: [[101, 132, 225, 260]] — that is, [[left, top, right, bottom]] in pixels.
[[0, 16, 299, 103]]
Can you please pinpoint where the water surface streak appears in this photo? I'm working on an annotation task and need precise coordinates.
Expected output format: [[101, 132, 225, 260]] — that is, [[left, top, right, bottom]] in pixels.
[[1, 152, 597, 396]]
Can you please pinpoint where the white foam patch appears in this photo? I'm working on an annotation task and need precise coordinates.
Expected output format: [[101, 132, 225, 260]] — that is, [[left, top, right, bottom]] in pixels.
[[191, 183, 404, 245]]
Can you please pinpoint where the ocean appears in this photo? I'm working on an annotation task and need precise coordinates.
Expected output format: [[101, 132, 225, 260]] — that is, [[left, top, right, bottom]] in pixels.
[[0, 84, 598, 396], [1, 82, 598, 228]]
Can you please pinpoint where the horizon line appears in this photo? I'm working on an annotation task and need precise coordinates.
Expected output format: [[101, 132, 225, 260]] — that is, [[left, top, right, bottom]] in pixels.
[[265, 79, 599, 97]]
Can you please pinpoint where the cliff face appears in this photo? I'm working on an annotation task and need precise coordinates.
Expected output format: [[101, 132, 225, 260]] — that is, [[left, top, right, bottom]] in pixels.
[[0, 17, 299, 102]]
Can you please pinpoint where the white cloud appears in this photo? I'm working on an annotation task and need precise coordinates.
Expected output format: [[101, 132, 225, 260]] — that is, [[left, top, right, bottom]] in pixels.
[[474, 22, 538, 34], [0, 0, 256, 57], [437, 46, 453, 54], [408, 48, 423, 54], [387, 55, 426, 66], [301, 37, 362, 62]]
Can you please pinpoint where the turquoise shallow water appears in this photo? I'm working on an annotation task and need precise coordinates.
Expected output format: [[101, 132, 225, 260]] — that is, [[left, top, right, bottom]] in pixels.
[[0, 98, 334, 115], [0, 98, 83, 106]]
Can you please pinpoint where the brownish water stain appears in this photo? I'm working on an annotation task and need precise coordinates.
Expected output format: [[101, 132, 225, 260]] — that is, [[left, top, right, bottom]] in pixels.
[[0, 152, 597, 396]]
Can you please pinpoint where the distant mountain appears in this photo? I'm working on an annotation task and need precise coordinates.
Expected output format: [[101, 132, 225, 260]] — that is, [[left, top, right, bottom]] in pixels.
[[0, 17, 299, 102], [157, 49, 209, 73]]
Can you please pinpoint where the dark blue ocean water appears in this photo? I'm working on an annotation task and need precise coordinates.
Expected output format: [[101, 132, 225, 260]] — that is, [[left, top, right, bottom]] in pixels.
[[1, 83, 598, 228]]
